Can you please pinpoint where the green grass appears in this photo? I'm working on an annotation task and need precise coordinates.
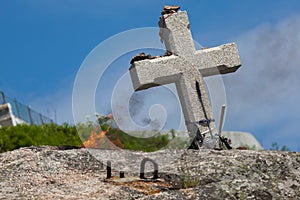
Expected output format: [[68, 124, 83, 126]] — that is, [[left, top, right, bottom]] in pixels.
[[108, 130, 170, 152], [0, 123, 81, 153], [0, 122, 171, 153]]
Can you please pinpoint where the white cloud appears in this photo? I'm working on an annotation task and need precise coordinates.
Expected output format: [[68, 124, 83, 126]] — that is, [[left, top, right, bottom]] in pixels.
[[224, 14, 300, 151]]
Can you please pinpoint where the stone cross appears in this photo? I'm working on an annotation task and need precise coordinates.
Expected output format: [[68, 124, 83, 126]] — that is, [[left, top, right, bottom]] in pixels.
[[129, 10, 241, 148]]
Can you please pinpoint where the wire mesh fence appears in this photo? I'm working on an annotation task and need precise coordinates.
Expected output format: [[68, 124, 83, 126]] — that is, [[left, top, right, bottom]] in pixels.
[[0, 91, 53, 125]]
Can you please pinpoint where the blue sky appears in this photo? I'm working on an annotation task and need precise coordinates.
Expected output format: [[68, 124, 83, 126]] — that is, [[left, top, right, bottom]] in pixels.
[[1, 1, 300, 151]]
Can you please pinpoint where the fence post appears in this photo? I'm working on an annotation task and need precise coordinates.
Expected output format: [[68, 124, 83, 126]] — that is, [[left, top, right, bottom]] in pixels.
[[14, 99, 21, 118], [40, 114, 44, 125], [27, 106, 34, 125], [0, 91, 6, 104]]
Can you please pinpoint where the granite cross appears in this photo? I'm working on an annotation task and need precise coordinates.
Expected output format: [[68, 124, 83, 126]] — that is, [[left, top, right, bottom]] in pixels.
[[129, 9, 241, 148]]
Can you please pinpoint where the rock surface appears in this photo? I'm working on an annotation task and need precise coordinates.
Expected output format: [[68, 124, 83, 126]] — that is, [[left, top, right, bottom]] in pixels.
[[0, 146, 299, 199]]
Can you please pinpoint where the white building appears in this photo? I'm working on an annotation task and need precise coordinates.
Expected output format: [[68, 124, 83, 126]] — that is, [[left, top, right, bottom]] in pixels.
[[0, 91, 53, 127], [0, 103, 26, 127]]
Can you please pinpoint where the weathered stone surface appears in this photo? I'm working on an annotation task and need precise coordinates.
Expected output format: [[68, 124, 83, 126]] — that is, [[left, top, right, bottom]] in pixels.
[[129, 11, 241, 148], [1, 146, 299, 199]]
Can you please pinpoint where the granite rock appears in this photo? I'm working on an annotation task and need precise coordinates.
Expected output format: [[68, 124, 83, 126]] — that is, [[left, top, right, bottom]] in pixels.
[[1, 146, 299, 199]]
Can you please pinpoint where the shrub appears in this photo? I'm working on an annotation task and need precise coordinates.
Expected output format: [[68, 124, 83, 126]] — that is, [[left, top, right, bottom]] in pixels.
[[0, 124, 81, 153], [0, 120, 171, 153], [270, 142, 291, 151]]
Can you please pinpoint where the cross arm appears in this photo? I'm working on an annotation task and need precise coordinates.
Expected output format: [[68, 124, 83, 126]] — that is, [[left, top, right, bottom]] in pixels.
[[129, 55, 183, 91], [194, 43, 242, 77]]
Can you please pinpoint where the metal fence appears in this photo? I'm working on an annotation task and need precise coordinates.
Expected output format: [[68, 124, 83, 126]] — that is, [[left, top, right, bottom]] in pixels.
[[0, 91, 53, 125]]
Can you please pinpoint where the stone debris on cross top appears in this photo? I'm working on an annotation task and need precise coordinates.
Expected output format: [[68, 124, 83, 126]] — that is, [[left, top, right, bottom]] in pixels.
[[130, 51, 173, 64], [129, 6, 241, 149], [161, 5, 181, 15]]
